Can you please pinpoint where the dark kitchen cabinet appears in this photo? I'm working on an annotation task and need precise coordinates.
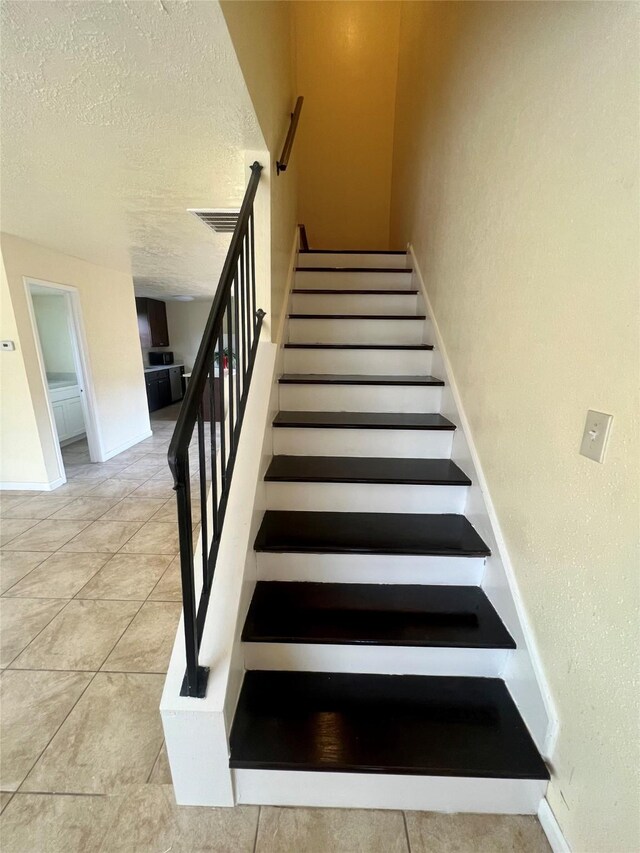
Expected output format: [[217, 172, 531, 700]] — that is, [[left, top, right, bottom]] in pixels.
[[169, 366, 184, 403], [145, 369, 172, 412], [136, 297, 169, 348]]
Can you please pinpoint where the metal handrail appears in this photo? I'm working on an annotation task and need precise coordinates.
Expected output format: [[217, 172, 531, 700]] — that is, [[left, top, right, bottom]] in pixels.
[[276, 96, 304, 175], [167, 161, 265, 697]]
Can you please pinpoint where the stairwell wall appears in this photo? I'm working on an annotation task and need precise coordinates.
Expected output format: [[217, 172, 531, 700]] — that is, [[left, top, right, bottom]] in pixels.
[[390, 3, 639, 852]]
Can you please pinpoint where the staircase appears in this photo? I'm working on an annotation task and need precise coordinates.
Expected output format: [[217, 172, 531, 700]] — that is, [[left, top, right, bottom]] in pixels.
[[228, 249, 549, 811]]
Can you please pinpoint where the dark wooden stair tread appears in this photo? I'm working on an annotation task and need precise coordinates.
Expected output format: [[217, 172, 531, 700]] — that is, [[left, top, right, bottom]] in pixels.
[[289, 314, 425, 320], [295, 267, 413, 273], [254, 512, 490, 557], [229, 671, 549, 780], [292, 289, 419, 295], [272, 412, 455, 430], [242, 583, 515, 649], [264, 456, 471, 486], [279, 374, 444, 386], [284, 343, 434, 350]]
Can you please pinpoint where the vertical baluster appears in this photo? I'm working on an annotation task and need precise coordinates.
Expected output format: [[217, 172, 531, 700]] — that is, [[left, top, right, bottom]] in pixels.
[[233, 274, 241, 427], [226, 291, 235, 458], [244, 234, 251, 370], [174, 453, 198, 696], [217, 329, 226, 494], [196, 407, 208, 590], [208, 368, 219, 553], [239, 241, 247, 385]]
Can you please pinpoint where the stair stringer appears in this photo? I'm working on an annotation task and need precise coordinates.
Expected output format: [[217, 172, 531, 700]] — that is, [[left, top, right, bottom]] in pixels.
[[409, 244, 557, 759]]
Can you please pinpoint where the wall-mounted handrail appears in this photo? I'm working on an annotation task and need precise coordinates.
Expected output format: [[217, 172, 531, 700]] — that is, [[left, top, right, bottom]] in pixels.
[[167, 161, 265, 698], [298, 224, 310, 252], [276, 96, 303, 175]]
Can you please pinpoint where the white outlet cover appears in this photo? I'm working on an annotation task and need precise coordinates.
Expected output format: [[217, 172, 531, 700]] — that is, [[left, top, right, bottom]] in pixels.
[[1, 340, 16, 351], [580, 410, 613, 463]]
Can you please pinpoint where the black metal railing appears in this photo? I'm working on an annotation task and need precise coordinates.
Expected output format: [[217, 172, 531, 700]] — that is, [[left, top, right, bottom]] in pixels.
[[168, 161, 265, 698], [276, 96, 303, 175]]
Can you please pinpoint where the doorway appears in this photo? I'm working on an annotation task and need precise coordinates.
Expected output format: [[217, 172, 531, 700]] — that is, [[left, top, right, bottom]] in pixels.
[[25, 279, 100, 482]]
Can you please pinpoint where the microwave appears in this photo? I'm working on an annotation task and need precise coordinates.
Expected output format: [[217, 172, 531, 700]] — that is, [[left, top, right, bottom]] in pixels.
[[148, 351, 174, 365]]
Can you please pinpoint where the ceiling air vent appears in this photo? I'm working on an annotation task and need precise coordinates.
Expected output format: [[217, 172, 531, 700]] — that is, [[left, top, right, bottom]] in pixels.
[[188, 208, 240, 234]]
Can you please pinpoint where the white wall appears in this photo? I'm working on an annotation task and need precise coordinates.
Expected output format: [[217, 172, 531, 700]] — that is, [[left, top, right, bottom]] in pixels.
[[31, 293, 76, 377], [0, 233, 151, 485], [390, 3, 639, 851], [164, 300, 213, 372]]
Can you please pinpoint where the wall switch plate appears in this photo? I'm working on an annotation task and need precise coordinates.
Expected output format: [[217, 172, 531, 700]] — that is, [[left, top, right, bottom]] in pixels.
[[580, 410, 613, 463], [1, 340, 15, 351]]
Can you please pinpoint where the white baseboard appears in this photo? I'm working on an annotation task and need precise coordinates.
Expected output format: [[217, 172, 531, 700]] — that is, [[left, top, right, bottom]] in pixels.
[[538, 798, 571, 852], [0, 476, 67, 492], [100, 429, 153, 461]]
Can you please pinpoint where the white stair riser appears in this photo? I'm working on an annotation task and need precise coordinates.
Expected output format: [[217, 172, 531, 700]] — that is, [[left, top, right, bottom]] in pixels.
[[283, 348, 432, 375], [243, 643, 509, 678], [279, 383, 442, 413], [294, 270, 413, 289], [256, 553, 486, 585], [233, 769, 547, 813], [288, 317, 425, 345], [265, 482, 468, 514], [297, 253, 409, 269], [290, 292, 418, 315], [272, 427, 454, 459]]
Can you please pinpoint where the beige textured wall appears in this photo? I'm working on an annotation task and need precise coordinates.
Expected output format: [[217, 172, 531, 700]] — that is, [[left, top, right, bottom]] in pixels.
[[165, 300, 213, 373], [390, 3, 639, 851], [293, 1, 400, 250], [1, 233, 150, 483], [220, 0, 299, 337]]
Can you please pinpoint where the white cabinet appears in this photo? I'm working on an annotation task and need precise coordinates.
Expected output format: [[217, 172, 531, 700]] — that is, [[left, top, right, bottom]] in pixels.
[[49, 384, 85, 443]]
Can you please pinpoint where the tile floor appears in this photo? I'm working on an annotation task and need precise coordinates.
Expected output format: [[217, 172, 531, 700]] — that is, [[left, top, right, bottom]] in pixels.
[[0, 407, 551, 852]]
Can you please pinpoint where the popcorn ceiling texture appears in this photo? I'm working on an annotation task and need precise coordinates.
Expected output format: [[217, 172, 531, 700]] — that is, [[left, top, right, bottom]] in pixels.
[[0, 0, 263, 297]]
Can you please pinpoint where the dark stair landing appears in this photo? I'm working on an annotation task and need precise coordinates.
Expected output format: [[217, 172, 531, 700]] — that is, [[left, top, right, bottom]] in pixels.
[[229, 671, 549, 780], [264, 456, 471, 486], [254, 511, 490, 557], [242, 583, 514, 649]]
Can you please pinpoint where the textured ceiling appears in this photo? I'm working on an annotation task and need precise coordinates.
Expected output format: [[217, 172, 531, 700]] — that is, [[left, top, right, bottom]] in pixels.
[[0, 0, 264, 297]]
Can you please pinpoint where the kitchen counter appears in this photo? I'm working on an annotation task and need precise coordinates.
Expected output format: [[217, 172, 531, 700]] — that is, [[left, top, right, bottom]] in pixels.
[[143, 363, 184, 374]]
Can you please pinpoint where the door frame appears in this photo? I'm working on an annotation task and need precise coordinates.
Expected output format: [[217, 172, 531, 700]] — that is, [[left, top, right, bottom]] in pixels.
[[24, 277, 103, 481]]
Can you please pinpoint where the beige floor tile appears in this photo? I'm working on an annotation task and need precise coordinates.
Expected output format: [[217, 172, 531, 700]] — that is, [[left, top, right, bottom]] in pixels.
[[0, 791, 13, 813], [101, 784, 259, 853], [102, 601, 181, 673], [0, 670, 92, 790], [152, 497, 201, 523], [22, 672, 164, 794], [48, 480, 106, 497], [48, 497, 117, 521], [404, 812, 552, 853], [0, 490, 43, 497], [0, 793, 116, 852], [0, 598, 67, 667], [100, 497, 166, 523], [3, 552, 110, 599], [87, 479, 145, 498], [0, 496, 74, 520], [256, 807, 409, 853], [66, 462, 126, 481], [120, 521, 180, 555], [0, 519, 40, 548], [130, 480, 175, 500], [117, 461, 165, 480], [11, 599, 140, 671], [0, 552, 49, 594], [0, 497, 29, 514], [76, 553, 171, 600], [61, 520, 143, 553], [2, 519, 90, 552], [148, 742, 172, 784], [148, 558, 182, 601]]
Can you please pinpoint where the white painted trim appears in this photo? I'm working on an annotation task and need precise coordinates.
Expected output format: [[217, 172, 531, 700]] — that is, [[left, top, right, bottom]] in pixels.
[[243, 642, 509, 677], [234, 768, 547, 813], [101, 429, 153, 461], [408, 244, 557, 756], [538, 798, 571, 852], [0, 476, 66, 492]]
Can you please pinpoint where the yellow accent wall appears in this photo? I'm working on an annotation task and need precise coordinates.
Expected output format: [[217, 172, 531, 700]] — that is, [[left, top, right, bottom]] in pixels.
[[390, 3, 639, 851], [293, 1, 400, 250]]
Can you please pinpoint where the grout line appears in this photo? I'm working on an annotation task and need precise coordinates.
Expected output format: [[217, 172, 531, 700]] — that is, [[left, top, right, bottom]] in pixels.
[[252, 805, 262, 853], [403, 810, 412, 852], [146, 740, 166, 784], [0, 552, 54, 597]]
